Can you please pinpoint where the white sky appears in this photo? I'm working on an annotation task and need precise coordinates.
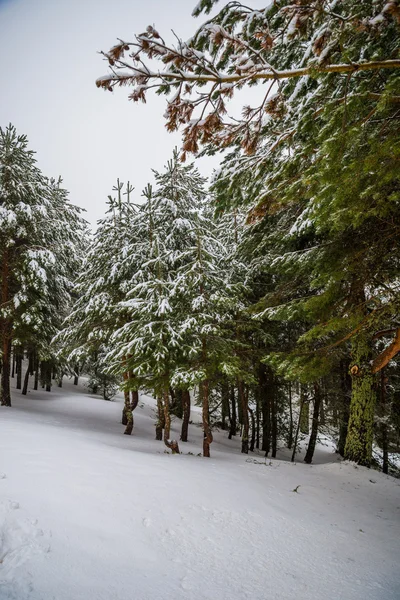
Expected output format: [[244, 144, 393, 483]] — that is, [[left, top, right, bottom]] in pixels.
[[0, 0, 221, 226]]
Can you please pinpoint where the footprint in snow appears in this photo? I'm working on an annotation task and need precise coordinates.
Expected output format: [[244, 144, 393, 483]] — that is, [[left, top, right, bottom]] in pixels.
[[0, 499, 49, 599]]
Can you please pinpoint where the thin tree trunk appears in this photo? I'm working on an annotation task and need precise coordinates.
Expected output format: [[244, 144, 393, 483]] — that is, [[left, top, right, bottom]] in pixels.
[[163, 385, 180, 453], [124, 389, 138, 436], [122, 367, 130, 425], [271, 379, 277, 458], [1, 338, 12, 406], [304, 383, 322, 464], [291, 395, 305, 463], [249, 406, 255, 452], [228, 385, 236, 439], [202, 379, 213, 457], [22, 354, 33, 395], [180, 389, 190, 442], [16, 348, 23, 390], [33, 357, 39, 391], [300, 386, 309, 434], [11, 350, 15, 378], [238, 380, 249, 454], [155, 396, 165, 440], [256, 387, 260, 449], [287, 382, 294, 449]]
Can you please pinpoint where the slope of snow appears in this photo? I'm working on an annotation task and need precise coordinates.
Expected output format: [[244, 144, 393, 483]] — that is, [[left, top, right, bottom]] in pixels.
[[1, 378, 399, 600]]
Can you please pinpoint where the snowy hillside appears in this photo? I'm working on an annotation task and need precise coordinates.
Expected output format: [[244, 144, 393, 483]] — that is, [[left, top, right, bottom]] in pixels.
[[1, 379, 399, 600]]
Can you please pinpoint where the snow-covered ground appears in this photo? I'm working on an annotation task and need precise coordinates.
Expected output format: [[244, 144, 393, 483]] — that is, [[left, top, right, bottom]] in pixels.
[[1, 378, 399, 600]]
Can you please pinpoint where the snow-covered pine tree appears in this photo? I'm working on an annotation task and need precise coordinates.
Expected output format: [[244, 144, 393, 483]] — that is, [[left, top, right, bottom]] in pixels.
[[56, 181, 138, 412], [95, 1, 400, 467], [0, 125, 87, 405]]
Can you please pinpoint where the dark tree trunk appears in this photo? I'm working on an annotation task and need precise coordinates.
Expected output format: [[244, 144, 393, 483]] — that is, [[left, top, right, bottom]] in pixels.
[[202, 379, 213, 457], [270, 378, 277, 458], [256, 387, 261, 449], [58, 374, 63, 388], [22, 354, 33, 395], [1, 338, 12, 406], [33, 357, 39, 391], [11, 349, 15, 378], [287, 382, 294, 450], [162, 385, 180, 453], [16, 348, 23, 390], [304, 383, 322, 464], [180, 389, 190, 442], [228, 385, 237, 439], [238, 380, 249, 454], [261, 368, 271, 455], [249, 406, 256, 452], [155, 396, 165, 440]]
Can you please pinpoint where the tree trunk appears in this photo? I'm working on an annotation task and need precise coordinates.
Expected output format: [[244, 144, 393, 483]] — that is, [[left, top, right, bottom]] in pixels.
[[11, 350, 15, 378], [1, 338, 12, 406], [155, 396, 165, 440], [291, 394, 305, 463], [249, 406, 256, 452], [256, 387, 260, 449], [33, 357, 39, 391], [16, 348, 23, 390], [228, 385, 236, 439], [261, 372, 271, 455], [238, 380, 249, 454], [270, 378, 277, 458], [304, 383, 322, 464], [22, 354, 33, 395], [202, 379, 213, 457], [344, 333, 376, 466], [124, 389, 138, 436], [287, 382, 294, 450], [180, 389, 190, 442], [300, 386, 309, 434]]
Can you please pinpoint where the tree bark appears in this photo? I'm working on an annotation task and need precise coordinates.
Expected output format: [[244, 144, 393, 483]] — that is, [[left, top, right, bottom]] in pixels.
[[238, 379, 249, 454], [180, 389, 190, 442], [1, 339, 12, 406], [304, 383, 322, 464], [300, 386, 309, 434], [16, 348, 22, 390], [344, 333, 376, 466], [155, 396, 165, 440], [249, 406, 256, 452], [202, 379, 213, 457], [22, 354, 33, 395], [228, 385, 237, 439], [291, 394, 305, 463], [1, 249, 12, 406], [287, 382, 294, 449]]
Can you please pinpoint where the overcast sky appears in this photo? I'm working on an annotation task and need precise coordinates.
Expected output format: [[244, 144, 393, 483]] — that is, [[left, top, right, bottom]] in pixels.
[[0, 0, 222, 225]]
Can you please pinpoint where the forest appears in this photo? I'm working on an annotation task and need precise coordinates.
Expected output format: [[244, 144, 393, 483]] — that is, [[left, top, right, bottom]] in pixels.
[[1, 0, 400, 473]]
